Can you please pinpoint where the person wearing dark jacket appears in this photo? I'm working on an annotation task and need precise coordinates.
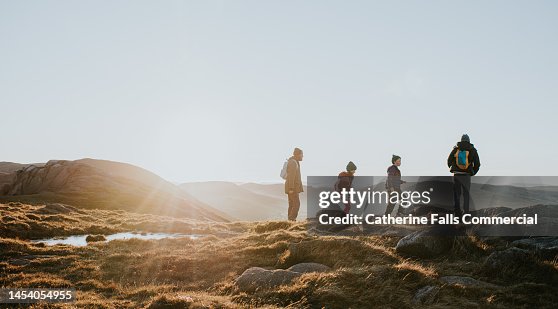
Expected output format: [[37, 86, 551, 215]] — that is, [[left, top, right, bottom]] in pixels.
[[447, 134, 481, 215], [285, 147, 304, 221], [335, 161, 357, 214], [385, 155, 406, 216]]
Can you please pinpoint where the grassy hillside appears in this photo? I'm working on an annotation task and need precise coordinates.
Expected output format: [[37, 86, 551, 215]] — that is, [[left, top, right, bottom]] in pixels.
[[1, 202, 556, 308]]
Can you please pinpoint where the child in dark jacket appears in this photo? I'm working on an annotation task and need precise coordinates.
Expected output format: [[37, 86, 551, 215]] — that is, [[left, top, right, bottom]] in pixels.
[[335, 161, 357, 214], [385, 155, 406, 216]]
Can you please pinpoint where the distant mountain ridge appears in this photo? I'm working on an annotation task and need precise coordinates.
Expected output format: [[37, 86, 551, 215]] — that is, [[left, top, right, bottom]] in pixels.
[[180, 181, 307, 221]]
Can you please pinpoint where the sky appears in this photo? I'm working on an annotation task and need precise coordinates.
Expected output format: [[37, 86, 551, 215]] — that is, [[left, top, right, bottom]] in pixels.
[[1, 1, 557, 183]]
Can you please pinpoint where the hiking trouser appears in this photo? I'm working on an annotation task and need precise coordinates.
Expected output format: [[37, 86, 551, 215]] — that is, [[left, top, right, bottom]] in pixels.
[[384, 188, 402, 216], [453, 174, 471, 214], [288, 192, 300, 221]]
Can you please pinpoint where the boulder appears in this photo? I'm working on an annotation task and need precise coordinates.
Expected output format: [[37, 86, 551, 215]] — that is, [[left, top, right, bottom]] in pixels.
[[395, 226, 460, 258], [483, 247, 558, 284], [482, 247, 532, 273], [512, 237, 558, 260]]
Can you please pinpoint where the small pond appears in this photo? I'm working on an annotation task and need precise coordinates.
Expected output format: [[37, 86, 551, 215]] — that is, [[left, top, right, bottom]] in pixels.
[[32, 232, 201, 246]]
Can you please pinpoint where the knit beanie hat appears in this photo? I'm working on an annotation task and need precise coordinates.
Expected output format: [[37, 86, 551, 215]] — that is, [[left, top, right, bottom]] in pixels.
[[346, 161, 357, 172]]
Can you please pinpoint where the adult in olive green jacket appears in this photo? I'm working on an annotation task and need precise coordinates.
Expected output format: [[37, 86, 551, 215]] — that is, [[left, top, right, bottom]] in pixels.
[[285, 147, 304, 221]]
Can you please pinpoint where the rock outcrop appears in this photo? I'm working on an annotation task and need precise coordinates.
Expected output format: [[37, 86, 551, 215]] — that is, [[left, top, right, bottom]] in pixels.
[[482, 247, 533, 273], [512, 237, 558, 260], [5, 160, 93, 195]]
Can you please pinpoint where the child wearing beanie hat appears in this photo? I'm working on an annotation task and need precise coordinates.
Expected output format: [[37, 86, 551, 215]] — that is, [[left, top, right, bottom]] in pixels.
[[335, 161, 357, 214]]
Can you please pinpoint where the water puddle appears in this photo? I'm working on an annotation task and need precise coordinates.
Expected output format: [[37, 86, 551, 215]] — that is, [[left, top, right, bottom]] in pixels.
[[32, 232, 200, 246]]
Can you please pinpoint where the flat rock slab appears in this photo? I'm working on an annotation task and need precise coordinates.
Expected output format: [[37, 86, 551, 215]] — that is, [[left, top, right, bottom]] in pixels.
[[287, 262, 330, 273], [236, 263, 330, 292]]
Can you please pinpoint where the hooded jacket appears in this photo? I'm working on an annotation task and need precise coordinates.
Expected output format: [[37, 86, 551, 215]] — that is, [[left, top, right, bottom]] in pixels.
[[447, 141, 481, 175]]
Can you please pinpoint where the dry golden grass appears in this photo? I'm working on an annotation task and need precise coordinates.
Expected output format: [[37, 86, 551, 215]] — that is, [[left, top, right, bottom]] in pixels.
[[1, 202, 557, 308]]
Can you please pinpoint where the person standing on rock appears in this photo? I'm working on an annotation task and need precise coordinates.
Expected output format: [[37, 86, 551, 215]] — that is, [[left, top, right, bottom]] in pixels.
[[285, 147, 304, 221], [335, 161, 357, 214], [447, 134, 481, 216], [385, 155, 406, 216]]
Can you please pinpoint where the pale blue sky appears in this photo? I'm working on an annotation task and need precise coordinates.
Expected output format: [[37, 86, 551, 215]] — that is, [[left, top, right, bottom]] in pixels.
[[1, 1, 557, 182]]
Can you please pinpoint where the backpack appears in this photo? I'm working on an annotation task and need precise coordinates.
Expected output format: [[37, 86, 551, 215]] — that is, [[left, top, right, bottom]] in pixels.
[[454, 149, 470, 170], [280, 159, 289, 180]]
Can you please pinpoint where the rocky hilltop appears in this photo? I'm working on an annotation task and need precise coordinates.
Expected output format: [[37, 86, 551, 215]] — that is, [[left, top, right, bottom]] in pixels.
[[0, 159, 229, 221]]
